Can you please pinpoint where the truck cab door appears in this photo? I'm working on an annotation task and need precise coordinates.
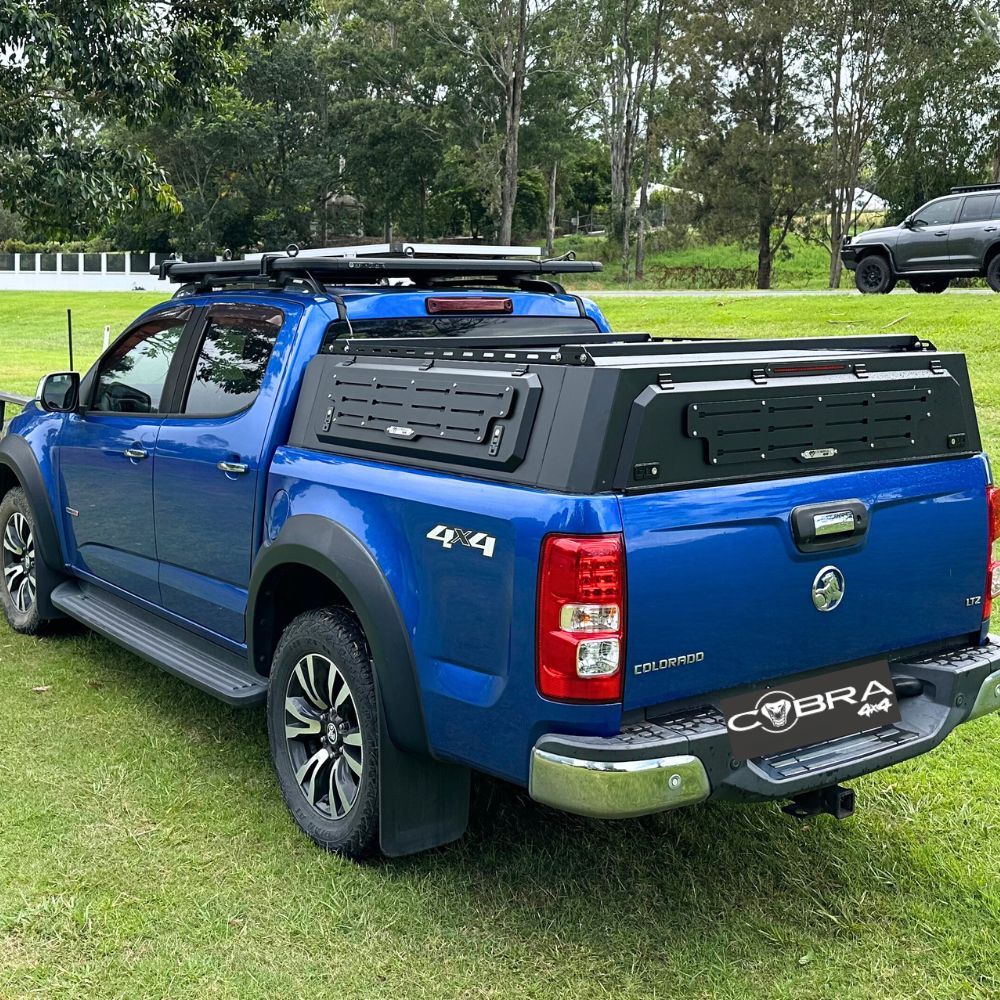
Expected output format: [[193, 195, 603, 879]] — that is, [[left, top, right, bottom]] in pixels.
[[152, 302, 287, 642], [57, 307, 193, 603], [948, 193, 1000, 270], [895, 196, 960, 271]]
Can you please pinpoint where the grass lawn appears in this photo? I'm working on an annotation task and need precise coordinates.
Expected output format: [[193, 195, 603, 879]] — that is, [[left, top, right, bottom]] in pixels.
[[1, 291, 999, 998]]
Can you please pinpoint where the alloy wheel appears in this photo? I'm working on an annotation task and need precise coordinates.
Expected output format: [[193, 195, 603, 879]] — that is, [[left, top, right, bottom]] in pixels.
[[859, 261, 884, 292], [2, 512, 36, 614], [283, 653, 365, 819]]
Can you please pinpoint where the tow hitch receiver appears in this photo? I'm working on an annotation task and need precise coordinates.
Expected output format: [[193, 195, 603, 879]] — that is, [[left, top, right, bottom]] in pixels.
[[782, 785, 856, 821]]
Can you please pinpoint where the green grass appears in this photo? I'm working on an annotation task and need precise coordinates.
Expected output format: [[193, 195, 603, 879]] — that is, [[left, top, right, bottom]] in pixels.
[[2, 291, 1000, 998]]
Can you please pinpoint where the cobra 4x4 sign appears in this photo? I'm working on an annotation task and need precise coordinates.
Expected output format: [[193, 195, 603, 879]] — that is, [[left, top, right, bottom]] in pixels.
[[721, 660, 901, 759]]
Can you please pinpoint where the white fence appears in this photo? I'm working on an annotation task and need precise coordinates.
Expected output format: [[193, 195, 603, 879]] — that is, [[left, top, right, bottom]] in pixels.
[[0, 252, 173, 292]]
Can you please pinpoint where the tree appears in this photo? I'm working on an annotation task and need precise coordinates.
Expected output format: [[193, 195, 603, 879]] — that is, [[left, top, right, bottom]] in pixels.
[[519, 3, 593, 252], [805, 0, 893, 286], [0, 0, 309, 236], [681, 0, 821, 288], [873, 0, 1000, 218], [587, 0, 652, 273], [430, 0, 556, 245]]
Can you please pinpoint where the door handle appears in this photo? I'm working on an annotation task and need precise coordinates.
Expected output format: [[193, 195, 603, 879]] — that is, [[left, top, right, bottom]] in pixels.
[[986, 227, 997, 233], [123, 447, 148, 460], [934, 231, 947, 237], [217, 461, 249, 475]]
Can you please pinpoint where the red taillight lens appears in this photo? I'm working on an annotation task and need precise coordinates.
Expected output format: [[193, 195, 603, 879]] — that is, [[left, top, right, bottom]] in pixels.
[[426, 296, 513, 314], [537, 534, 625, 702], [986, 486, 1000, 621]]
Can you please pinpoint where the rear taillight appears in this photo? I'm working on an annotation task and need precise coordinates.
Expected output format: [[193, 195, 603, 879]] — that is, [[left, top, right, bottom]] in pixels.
[[537, 534, 625, 702], [986, 486, 1000, 621]]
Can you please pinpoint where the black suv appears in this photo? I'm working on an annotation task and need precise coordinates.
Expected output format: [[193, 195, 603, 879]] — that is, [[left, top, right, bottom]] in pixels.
[[841, 184, 1000, 294]]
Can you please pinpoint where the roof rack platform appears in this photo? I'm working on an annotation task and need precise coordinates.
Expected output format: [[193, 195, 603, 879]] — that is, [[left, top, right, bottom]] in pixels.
[[153, 252, 601, 293]]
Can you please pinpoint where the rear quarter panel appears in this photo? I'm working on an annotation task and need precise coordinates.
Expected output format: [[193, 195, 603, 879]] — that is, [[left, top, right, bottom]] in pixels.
[[266, 448, 623, 784]]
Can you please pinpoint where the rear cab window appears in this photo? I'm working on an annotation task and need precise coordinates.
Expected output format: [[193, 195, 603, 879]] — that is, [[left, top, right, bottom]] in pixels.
[[326, 315, 600, 343]]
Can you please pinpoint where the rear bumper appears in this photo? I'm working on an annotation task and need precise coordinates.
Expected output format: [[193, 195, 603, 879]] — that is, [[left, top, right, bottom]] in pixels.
[[528, 640, 1000, 819]]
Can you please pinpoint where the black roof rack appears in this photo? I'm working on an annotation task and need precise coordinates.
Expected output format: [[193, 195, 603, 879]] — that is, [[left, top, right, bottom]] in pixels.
[[950, 183, 1000, 195], [152, 253, 602, 293]]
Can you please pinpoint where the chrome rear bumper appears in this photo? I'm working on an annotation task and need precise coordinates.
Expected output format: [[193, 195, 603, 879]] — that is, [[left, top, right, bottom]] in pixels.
[[529, 640, 1000, 820]]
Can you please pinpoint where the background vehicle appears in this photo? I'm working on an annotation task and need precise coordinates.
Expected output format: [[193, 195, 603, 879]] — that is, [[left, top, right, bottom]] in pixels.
[[841, 183, 1000, 294], [2, 246, 1000, 859]]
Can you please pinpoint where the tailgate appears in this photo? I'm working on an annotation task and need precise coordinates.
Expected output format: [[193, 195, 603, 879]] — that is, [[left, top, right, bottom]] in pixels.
[[620, 456, 990, 711]]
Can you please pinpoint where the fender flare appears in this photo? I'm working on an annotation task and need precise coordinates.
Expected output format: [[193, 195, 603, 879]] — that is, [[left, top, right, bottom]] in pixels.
[[853, 243, 897, 274], [0, 433, 66, 619], [983, 239, 1000, 271], [247, 514, 430, 756]]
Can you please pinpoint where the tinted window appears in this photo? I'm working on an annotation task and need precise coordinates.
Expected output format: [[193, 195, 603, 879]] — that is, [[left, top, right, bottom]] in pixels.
[[92, 309, 190, 413], [183, 305, 283, 416], [959, 193, 999, 223], [914, 198, 960, 227]]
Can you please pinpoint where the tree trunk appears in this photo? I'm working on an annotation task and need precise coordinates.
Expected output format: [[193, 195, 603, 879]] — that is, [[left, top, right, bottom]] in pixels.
[[546, 161, 558, 256], [994, 132, 1000, 183], [636, 0, 666, 282], [498, 0, 529, 246], [756, 216, 773, 289]]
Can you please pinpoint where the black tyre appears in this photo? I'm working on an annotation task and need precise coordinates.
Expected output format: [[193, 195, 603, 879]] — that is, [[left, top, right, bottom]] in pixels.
[[987, 256, 1000, 293], [909, 277, 950, 294], [0, 487, 45, 634], [267, 608, 379, 859], [855, 255, 896, 294]]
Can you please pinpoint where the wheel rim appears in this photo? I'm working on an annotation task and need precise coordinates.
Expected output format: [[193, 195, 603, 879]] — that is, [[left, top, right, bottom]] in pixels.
[[2, 511, 36, 615], [283, 653, 364, 819], [860, 262, 883, 291]]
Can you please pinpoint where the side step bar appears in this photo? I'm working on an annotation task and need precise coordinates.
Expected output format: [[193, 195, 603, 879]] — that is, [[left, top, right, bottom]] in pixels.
[[51, 581, 267, 706]]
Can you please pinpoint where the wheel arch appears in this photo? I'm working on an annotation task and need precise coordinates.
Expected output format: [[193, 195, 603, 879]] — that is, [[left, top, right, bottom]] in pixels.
[[854, 243, 896, 272], [983, 240, 1000, 270], [248, 514, 430, 756], [0, 434, 66, 620]]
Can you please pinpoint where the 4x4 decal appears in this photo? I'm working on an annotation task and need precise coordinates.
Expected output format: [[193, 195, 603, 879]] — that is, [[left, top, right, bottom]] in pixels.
[[426, 524, 496, 558]]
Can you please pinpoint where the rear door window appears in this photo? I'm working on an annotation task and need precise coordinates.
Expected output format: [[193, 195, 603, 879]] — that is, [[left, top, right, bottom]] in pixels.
[[182, 304, 284, 416], [958, 193, 998, 223]]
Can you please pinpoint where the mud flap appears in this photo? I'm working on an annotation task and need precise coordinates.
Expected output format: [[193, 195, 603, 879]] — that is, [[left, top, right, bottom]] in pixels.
[[378, 701, 470, 857]]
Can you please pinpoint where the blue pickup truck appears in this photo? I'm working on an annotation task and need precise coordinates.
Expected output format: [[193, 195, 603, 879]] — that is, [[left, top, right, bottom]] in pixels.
[[2, 247, 999, 858]]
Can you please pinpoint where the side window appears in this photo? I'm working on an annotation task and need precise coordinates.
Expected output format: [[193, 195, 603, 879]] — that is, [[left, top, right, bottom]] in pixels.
[[958, 194, 998, 223], [92, 309, 190, 414], [915, 198, 959, 227], [182, 305, 284, 417]]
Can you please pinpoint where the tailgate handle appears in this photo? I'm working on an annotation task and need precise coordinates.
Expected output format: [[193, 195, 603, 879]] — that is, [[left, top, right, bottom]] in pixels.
[[791, 500, 869, 552]]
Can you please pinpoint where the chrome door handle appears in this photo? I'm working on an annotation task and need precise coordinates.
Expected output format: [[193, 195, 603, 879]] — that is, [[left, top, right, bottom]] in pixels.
[[123, 448, 148, 460], [218, 461, 249, 475]]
